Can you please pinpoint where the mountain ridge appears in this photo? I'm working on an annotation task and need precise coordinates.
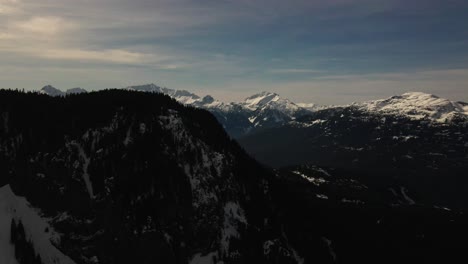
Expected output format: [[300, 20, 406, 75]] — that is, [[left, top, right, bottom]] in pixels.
[[38, 84, 468, 136]]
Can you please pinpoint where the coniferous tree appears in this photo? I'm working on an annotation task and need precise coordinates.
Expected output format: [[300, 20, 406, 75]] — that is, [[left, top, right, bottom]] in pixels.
[[10, 218, 17, 244]]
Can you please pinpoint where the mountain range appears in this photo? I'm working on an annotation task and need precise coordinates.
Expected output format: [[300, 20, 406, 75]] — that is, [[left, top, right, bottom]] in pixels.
[[37, 84, 468, 138], [1, 88, 468, 263]]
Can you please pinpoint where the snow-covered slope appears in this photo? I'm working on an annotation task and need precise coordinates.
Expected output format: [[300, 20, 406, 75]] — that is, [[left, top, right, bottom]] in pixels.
[[242, 91, 302, 115], [297, 103, 317, 110], [240, 91, 310, 129], [0, 185, 75, 264], [127, 84, 231, 110], [65, 88, 87, 95], [127, 84, 200, 105], [355, 92, 468, 122], [243, 91, 282, 110]]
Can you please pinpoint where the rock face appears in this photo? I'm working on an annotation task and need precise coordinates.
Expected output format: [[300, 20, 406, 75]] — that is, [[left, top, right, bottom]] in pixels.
[[0, 89, 302, 264]]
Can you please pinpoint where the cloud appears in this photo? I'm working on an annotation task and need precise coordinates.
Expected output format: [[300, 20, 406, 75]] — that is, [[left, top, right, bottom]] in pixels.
[[39, 48, 150, 64], [0, 0, 19, 14], [0, 0, 467, 104], [0, 33, 13, 39], [269, 69, 324, 74], [14, 16, 73, 35], [265, 68, 468, 105], [0, 2, 179, 66]]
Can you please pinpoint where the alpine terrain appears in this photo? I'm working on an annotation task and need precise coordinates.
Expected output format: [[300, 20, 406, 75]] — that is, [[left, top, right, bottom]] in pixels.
[[1, 88, 468, 264]]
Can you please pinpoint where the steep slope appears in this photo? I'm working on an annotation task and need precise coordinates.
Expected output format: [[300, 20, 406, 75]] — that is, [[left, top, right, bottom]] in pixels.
[[0, 185, 75, 264], [240, 92, 309, 130], [0, 89, 303, 264], [273, 164, 468, 264]]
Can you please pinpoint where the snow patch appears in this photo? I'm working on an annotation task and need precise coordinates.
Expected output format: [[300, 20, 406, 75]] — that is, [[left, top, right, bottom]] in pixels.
[[322, 237, 337, 262], [220, 202, 247, 256], [292, 171, 327, 186], [69, 142, 95, 199], [400, 187, 416, 205], [0, 185, 75, 264], [316, 194, 329, 200]]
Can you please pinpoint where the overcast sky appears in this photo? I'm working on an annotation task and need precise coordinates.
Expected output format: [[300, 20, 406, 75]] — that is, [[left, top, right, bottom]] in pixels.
[[1, 0, 467, 104]]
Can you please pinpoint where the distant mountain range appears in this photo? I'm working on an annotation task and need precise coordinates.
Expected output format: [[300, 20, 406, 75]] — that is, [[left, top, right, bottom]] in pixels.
[[38, 84, 468, 138]]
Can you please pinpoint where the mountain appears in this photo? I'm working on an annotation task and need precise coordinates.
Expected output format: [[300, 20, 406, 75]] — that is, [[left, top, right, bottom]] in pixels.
[[66, 88, 87, 95], [2, 89, 468, 263], [127, 84, 312, 137], [273, 164, 468, 264], [0, 89, 306, 264], [240, 92, 310, 129], [39, 86, 468, 131], [354, 92, 468, 122], [39, 85, 65, 97], [39, 86, 88, 96], [239, 97, 468, 209]]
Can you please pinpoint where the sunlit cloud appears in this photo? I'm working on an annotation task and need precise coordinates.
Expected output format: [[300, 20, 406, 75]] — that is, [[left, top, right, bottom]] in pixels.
[[14, 16, 73, 35], [0, 0, 19, 14]]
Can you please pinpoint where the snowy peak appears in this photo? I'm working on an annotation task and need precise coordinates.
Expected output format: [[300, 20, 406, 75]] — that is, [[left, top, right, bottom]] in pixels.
[[127, 84, 232, 111], [167, 89, 201, 105], [357, 92, 468, 122], [127, 84, 202, 105], [65, 87, 87, 95], [40, 86, 88, 96], [243, 91, 305, 117], [243, 91, 281, 110], [200, 95, 215, 104], [126, 83, 164, 93], [296, 103, 316, 110], [40, 85, 64, 97]]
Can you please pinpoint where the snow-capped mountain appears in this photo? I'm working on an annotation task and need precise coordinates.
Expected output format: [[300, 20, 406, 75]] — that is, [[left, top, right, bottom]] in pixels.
[[354, 92, 468, 122], [127, 84, 231, 110], [239, 95, 468, 208], [240, 91, 310, 129], [296, 103, 317, 110], [127, 84, 312, 137], [39, 85, 65, 97], [65, 87, 87, 95], [40, 84, 468, 136], [39, 85, 88, 96]]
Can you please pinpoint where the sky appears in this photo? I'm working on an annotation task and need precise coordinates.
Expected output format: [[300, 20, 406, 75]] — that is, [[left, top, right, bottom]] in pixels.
[[1, 0, 467, 105]]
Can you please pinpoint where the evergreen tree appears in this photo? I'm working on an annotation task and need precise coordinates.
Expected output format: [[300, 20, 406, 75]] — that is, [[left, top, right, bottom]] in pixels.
[[10, 218, 17, 244]]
